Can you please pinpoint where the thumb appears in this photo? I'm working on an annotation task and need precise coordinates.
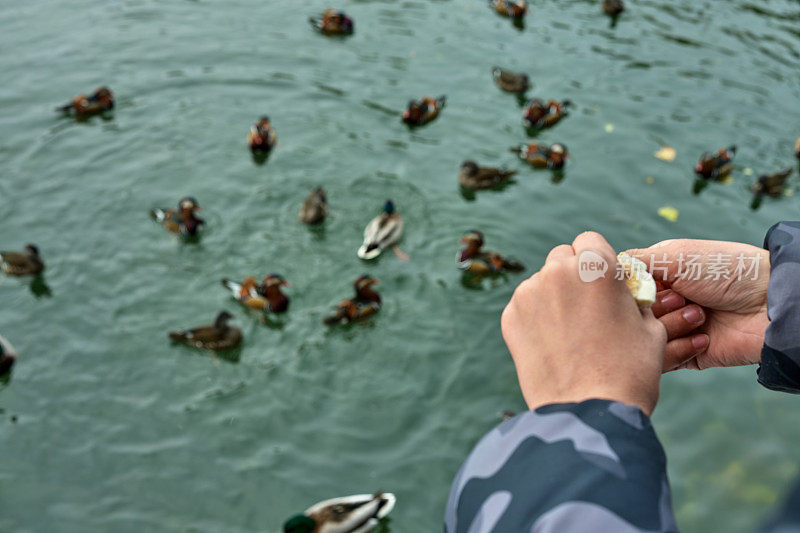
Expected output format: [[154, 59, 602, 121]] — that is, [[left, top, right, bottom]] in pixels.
[[623, 239, 690, 284]]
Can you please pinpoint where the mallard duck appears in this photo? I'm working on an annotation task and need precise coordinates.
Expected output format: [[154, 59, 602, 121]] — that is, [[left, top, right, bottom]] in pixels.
[[402, 96, 446, 126], [358, 200, 406, 260], [283, 491, 396, 533], [221, 274, 290, 314], [457, 230, 525, 275], [58, 86, 114, 118], [511, 142, 568, 169], [310, 9, 354, 35], [459, 161, 517, 189], [491, 0, 527, 18], [323, 275, 381, 326], [300, 187, 328, 225], [695, 146, 736, 180], [150, 197, 205, 237], [492, 67, 529, 93], [794, 137, 800, 159], [1, 244, 44, 276], [168, 311, 242, 351], [602, 0, 624, 16], [0, 335, 18, 376], [523, 98, 571, 129], [752, 168, 793, 198], [247, 116, 277, 154]]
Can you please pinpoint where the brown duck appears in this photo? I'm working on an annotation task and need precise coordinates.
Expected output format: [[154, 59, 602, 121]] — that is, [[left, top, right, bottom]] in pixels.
[[323, 275, 381, 326], [247, 116, 277, 154], [751, 168, 793, 198], [492, 0, 527, 18], [150, 197, 205, 236], [511, 142, 568, 170], [300, 187, 328, 225], [0, 335, 17, 376], [402, 96, 446, 126], [602, 0, 624, 16], [492, 67, 529, 93], [168, 311, 242, 350], [523, 98, 571, 129], [310, 9, 354, 35], [457, 230, 524, 275], [1, 244, 44, 276], [221, 275, 290, 314], [58, 86, 114, 118], [459, 161, 517, 190], [695, 146, 736, 181]]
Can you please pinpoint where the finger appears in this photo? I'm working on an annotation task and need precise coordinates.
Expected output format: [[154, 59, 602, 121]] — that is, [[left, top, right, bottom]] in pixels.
[[658, 304, 706, 340], [545, 244, 575, 264], [572, 231, 616, 262], [651, 289, 686, 318], [663, 335, 709, 371]]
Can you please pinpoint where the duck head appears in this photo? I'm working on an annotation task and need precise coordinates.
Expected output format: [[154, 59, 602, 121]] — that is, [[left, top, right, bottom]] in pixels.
[[24, 244, 41, 258], [459, 230, 485, 249], [383, 200, 396, 215], [403, 101, 423, 122], [460, 160, 479, 177], [93, 87, 114, 104], [549, 143, 568, 166], [179, 196, 201, 212], [283, 514, 316, 533], [355, 274, 379, 292], [695, 153, 713, 175], [262, 273, 290, 289], [214, 310, 234, 329]]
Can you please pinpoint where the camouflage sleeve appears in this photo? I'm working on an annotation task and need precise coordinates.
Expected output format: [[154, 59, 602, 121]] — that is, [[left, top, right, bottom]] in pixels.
[[758, 221, 800, 393], [759, 478, 800, 532], [445, 399, 678, 532]]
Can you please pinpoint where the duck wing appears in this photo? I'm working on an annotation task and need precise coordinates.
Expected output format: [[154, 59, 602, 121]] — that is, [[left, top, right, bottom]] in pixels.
[[309, 492, 395, 533], [0, 251, 43, 275], [358, 214, 404, 259]]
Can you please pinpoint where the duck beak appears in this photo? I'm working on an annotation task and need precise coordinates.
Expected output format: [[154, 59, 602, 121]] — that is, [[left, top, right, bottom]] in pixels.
[[282, 280, 291, 287], [371, 279, 380, 285], [459, 237, 468, 244]]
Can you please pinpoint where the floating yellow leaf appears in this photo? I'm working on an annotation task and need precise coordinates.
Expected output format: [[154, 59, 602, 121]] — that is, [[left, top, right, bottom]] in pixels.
[[654, 146, 676, 162], [658, 206, 679, 222], [646, 176, 655, 184], [743, 167, 754, 176], [785, 189, 794, 197], [720, 175, 734, 185], [605, 123, 615, 133]]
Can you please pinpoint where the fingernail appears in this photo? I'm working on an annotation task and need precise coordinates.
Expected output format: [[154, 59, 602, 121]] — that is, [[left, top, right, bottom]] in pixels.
[[682, 307, 704, 324], [660, 292, 682, 309], [691, 333, 709, 350]]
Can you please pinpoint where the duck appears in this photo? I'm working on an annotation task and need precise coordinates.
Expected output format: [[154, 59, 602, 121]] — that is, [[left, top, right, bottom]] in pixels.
[[300, 187, 328, 225], [491, 0, 527, 18], [150, 196, 205, 237], [221, 274, 290, 314], [523, 98, 570, 129], [402, 96, 446, 126], [58, 86, 114, 118], [492, 67, 529, 93], [602, 0, 624, 16], [457, 230, 525, 275], [247, 116, 277, 154], [323, 275, 382, 326], [310, 8, 354, 35], [168, 311, 242, 351], [459, 161, 517, 190], [283, 491, 396, 533], [0, 335, 18, 376], [794, 138, 800, 159], [751, 168, 793, 198], [695, 146, 736, 181], [511, 142, 568, 170], [358, 200, 407, 260], [0, 244, 44, 276]]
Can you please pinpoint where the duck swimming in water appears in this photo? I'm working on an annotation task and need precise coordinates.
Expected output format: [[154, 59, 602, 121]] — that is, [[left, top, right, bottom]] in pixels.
[[323, 275, 382, 326], [491, 0, 527, 18], [221, 274, 290, 314], [459, 161, 517, 190], [0, 244, 44, 276], [511, 142, 568, 170], [168, 311, 242, 351], [58, 86, 114, 118], [0, 335, 18, 376], [358, 200, 407, 260], [300, 187, 328, 225], [492, 67, 529, 94], [794, 138, 800, 159], [247, 116, 277, 154], [402, 96, 446, 126], [457, 230, 525, 275], [283, 491, 395, 533], [523, 98, 570, 129], [695, 146, 736, 181], [752, 168, 793, 198], [150, 197, 205, 237], [602, 0, 624, 16], [310, 8, 354, 35]]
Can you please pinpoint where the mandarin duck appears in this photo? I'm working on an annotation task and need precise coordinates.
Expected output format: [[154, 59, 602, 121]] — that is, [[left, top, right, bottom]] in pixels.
[[0, 335, 18, 376], [221, 274, 290, 314], [523, 98, 571, 129], [247, 116, 277, 154], [323, 275, 381, 326], [492, 0, 527, 18], [511, 141, 568, 169], [59, 86, 114, 118], [310, 8, 354, 35], [150, 196, 205, 237], [457, 230, 525, 275], [695, 146, 736, 181], [402, 96, 446, 126]]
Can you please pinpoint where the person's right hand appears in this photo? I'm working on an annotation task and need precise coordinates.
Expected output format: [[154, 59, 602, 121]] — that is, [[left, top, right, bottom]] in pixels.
[[626, 239, 770, 371]]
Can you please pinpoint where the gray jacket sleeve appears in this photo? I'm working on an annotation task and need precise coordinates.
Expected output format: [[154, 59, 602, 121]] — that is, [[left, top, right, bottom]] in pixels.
[[444, 399, 678, 532], [757, 221, 800, 393]]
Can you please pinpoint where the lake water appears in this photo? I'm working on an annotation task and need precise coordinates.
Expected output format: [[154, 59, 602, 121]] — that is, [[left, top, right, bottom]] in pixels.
[[2, 0, 800, 531]]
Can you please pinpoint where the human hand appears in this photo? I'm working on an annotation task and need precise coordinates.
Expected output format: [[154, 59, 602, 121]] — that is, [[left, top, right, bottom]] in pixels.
[[501, 232, 666, 416], [625, 239, 769, 371]]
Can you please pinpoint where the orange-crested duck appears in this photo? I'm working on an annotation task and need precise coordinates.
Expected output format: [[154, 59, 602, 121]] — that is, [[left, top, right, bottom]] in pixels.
[[457, 230, 525, 275], [752, 168, 793, 198], [1, 244, 44, 276], [221, 274, 290, 314], [602, 0, 624, 16], [283, 492, 396, 533], [310, 8, 354, 35], [168, 310, 242, 351], [58, 86, 114, 118], [459, 161, 517, 190], [492, 67, 530, 93], [402, 96, 446, 126], [523, 98, 571, 129], [511, 141, 568, 169], [300, 187, 328, 225], [492, 0, 527, 18], [150, 196, 205, 237], [0, 335, 17, 376], [695, 146, 736, 180], [247, 116, 277, 154], [323, 275, 381, 326]]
